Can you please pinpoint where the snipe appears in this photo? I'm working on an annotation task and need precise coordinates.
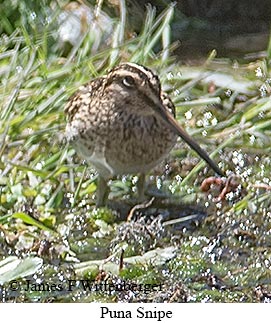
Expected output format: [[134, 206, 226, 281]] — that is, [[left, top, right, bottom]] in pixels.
[[65, 63, 224, 206]]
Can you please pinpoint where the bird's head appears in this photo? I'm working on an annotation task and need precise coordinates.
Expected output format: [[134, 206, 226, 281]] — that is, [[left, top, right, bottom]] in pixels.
[[104, 62, 165, 116]]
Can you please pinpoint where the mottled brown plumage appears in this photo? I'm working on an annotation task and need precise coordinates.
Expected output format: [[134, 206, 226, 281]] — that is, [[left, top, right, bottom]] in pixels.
[[65, 62, 224, 206]]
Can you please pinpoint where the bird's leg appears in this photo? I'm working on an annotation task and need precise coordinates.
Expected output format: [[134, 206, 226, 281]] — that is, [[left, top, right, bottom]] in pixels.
[[96, 175, 110, 207], [137, 173, 146, 202]]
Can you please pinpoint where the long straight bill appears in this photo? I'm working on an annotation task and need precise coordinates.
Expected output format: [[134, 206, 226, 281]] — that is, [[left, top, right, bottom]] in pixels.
[[154, 99, 225, 177]]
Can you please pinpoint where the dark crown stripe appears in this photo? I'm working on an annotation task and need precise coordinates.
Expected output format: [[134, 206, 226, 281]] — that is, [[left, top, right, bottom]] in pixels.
[[113, 63, 161, 95]]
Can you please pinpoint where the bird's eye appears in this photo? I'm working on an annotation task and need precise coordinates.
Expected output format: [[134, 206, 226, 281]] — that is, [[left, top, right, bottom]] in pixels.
[[122, 76, 135, 88]]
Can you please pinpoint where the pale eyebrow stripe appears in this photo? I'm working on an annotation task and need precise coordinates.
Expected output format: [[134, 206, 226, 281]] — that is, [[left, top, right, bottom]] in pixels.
[[125, 62, 150, 74]]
